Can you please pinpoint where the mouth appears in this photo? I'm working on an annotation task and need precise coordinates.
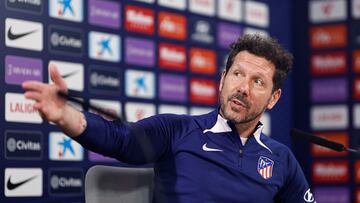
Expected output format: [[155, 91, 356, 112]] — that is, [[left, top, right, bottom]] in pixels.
[[230, 98, 248, 110]]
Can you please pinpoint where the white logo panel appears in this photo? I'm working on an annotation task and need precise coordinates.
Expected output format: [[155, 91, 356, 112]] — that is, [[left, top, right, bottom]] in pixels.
[[309, 0, 347, 23], [353, 0, 360, 18], [189, 0, 215, 16], [125, 69, 155, 99], [48, 60, 84, 91], [49, 132, 84, 161], [158, 0, 186, 10], [243, 27, 269, 37], [260, 113, 271, 136], [189, 107, 214, 116], [158, 104, 187, 115], [125, 102, 156, 122], [49, 0, 83, 22], [244, 0, 269, 28], [218, 0, 242, 22], [5, 93, 42, 123], [5, 168, 43, 197], [354, 104, 360, 128], [5, 18, 43, 51], [311, 105, 348, 130], [89, 31, 120, 62], [89, 99, 121, 120]]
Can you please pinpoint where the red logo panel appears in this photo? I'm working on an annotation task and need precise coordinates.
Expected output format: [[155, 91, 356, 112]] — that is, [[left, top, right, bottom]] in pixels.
[[310, 24, 347, 48], [158, 11, 187, 40], [159, 43, 186, 71], [310, 52, 347, 76], [190, 78, 217, 105], [190, 48, 216, 75], [125, 5, 155, 34], [312, 160, 349, 183], [311, 132, 348, 157]]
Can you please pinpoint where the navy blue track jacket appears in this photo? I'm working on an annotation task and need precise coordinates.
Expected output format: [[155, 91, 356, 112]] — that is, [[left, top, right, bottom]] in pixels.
[[75, 109, 315, 203]]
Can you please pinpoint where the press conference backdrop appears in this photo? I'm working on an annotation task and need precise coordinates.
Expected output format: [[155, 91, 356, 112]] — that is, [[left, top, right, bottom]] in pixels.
[[293, 0, 360, 203], [0, 0, 292, 202]]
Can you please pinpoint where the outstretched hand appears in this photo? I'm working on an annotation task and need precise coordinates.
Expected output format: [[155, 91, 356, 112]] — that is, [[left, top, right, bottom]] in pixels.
[[22, 63, 68, 123]]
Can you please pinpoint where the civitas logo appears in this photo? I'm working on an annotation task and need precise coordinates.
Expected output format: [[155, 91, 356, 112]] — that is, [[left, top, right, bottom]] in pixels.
[[49, 169, 83, 195], [6, 131, 42, 160], [5, 18, 43, 51], [125, 5, 154, 34], [49, 0, 83, 22], [89, 67, 121, 94], [49, 25, 83, 56], [5, 168, 43, 197], [5, 93, 42, 123], [6, 0, 43, 14]]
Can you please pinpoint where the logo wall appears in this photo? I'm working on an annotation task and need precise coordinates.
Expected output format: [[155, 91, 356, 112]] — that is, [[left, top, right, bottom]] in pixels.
[[48, 60, 84, 91], [125, 102, 156, 122], [5, 93, 42, 123], [49, 0, 83, 22], [125, 69, 155, 99], [89, 31, 120, 62]]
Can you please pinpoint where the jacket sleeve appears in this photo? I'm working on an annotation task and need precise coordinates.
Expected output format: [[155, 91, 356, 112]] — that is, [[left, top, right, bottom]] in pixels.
[[274, 150, 316, 203], [73, 112, 185, 164]]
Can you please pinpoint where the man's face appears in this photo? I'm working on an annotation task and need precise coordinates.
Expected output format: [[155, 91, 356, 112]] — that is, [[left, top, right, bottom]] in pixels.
[[219, 51, 281, 124]]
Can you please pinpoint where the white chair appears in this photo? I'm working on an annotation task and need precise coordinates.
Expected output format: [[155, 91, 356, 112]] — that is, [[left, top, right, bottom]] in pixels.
[[85, 165, 154, 203]]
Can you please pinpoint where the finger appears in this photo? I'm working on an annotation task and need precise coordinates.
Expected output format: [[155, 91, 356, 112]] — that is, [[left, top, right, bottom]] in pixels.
[[24, 91, 43, 102], [22, 81, 47, 92], [49, 63, 67, 92]]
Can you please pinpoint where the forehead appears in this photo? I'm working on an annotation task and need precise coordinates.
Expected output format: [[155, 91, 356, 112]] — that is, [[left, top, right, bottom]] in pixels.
[[231, 51, 275, 74]]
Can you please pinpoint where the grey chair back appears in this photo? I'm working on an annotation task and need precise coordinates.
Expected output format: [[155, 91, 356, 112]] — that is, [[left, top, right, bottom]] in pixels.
[[85, 165, 154, 203]]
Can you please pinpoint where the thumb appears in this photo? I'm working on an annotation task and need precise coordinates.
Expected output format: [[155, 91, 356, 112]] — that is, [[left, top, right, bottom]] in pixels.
[[49, 63, 68, 92]]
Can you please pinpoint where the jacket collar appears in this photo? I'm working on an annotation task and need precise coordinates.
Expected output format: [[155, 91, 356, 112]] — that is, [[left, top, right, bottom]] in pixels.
[[202, 109, 272, 153]]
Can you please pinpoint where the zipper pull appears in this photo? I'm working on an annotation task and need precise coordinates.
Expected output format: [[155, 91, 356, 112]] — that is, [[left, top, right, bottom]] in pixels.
[[239, 149, 243, 157]]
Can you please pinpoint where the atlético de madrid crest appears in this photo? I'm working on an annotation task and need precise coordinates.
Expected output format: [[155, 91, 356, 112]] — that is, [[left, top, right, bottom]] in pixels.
[[257, 156, 274, 179]]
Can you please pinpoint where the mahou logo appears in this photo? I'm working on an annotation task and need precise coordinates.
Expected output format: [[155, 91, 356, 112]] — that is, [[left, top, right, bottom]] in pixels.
[[190, 48, 216, 75], [354, 78, 360, 100], [159, 43, 186, 71], [158, 11, 186, 40], [125, 5, 154, 34], [190, 78, 217, 105], [353, 50, 360, 73], [310, 24, 347, 48], [311, 52, 347, 76], [312, 160, 349, 183]]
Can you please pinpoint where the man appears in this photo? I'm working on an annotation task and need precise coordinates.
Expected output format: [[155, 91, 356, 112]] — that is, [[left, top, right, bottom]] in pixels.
[[22, 34, 315, 203]]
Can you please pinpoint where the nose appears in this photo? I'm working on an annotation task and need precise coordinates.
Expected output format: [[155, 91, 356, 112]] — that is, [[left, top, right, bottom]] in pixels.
[[237, 78, 250, 96]]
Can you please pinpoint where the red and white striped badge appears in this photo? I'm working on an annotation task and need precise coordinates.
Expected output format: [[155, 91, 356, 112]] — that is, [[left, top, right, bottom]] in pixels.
[[257, 156, 274, 179]]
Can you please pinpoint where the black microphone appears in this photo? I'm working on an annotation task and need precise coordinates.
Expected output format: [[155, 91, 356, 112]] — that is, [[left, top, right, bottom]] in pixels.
[[290, 128, 359, 154], [57, 91, 121, 120]]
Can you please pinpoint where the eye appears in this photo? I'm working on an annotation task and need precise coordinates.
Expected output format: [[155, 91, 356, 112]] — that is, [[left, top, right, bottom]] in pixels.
[[254, 78, 264, 86]]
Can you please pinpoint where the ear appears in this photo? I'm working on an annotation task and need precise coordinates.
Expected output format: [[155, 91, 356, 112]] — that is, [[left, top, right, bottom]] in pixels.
[[219, 70, 226, 91], [267, 89, 281, 110]]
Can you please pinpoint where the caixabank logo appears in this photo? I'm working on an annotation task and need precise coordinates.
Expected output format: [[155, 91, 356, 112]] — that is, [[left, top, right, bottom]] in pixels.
[[5, 130, 43, 160], [49, 0, 83, 22], [49, 168, 83, 196], [5, 168, 43, 197], [89, 31, 121, 62], [49, 132, 84, 161], [125, 69, 155, 99]]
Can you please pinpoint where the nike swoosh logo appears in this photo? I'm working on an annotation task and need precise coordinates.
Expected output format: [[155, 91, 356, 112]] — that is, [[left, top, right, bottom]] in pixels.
[[7, 175, 38, 190], [202, 143, 223, 152], [61, 70, 79, 79], [7, 26, 38, 40]]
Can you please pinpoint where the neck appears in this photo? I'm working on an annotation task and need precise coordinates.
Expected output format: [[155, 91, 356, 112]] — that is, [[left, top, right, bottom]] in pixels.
[[234, 119, 260, 138]]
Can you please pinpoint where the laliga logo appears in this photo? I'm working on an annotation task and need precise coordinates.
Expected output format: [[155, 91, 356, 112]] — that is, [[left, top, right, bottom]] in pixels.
[[304, 189, 316, 203]]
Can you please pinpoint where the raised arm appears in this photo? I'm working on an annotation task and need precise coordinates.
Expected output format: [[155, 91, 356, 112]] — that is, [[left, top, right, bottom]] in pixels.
[[22, 64, 87, 137]]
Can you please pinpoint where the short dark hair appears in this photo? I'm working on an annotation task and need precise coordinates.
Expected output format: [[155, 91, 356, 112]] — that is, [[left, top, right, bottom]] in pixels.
[[225, 34, 293, 91]]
